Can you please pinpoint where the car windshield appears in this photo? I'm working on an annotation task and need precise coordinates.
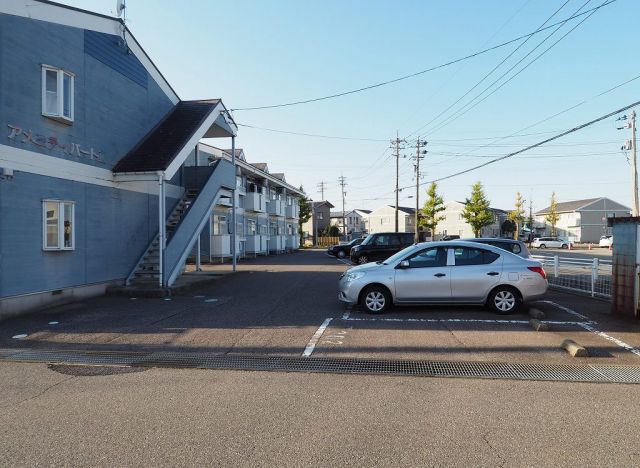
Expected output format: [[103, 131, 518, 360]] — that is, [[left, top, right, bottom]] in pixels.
[[360, 234, 374, 246], [382, 244, 420, 265], [349, 238, 362, 246]]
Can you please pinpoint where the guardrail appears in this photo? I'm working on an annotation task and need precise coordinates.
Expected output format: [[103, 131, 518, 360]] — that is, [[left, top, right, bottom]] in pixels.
[[531, 255, 612, 299]]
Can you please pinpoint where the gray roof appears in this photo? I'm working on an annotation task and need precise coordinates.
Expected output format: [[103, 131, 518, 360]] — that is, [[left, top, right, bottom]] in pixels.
[[312, 201, 335, 209], [252, 163, 268, 172], [390, 205, 416, 215], [536, 198, 600, 215], [271, 172, 286, 181]]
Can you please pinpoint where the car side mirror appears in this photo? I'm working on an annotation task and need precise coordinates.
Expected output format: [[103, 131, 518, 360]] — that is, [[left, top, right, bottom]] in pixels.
[[398, 260, 410, 269]]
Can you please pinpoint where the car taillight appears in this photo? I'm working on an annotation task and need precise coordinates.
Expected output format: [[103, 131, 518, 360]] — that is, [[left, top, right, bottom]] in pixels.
[[528, 266, 546, 279]]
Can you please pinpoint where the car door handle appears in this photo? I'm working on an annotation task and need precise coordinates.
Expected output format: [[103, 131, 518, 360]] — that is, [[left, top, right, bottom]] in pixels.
[[487, 272, 500, 276], [434, 273, 446, 278]]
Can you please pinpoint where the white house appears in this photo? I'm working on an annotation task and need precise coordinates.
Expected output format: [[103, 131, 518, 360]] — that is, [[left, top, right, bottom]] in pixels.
[[330, 209, 370, 237], [435, 201, 507, 239], [367, 205, 415, 234], [535, 197, 630, 243]]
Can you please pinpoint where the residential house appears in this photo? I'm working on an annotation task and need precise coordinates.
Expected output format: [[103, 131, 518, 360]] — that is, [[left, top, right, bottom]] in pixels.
[[435, 201, 508, 239], [367, 205, 415, 234], [301, 201, 334, 242], [0, 1, 301, 318], [192, 146, 303, 259], [329, 209, 370, 237], [535, 197, 631, 243]]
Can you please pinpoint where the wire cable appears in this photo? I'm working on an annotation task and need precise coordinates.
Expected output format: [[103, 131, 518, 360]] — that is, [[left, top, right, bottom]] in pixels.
[[399, 98, 640, 189], [228, 1, 617, 112]]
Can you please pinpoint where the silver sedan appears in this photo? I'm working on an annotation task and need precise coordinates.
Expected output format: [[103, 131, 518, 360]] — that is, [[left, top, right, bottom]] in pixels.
[[338, 240, 548, 314]]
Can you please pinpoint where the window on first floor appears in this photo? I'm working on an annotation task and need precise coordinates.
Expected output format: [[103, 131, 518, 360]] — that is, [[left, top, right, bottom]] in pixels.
[[260, 224, 268, 235], [42, 65, 74, 122], [247, 219, 257, 235], [270, 222, 278, 236], [212, 215, 227, 235], [43, 200, 74, 250], [287, 224, 294, 235]]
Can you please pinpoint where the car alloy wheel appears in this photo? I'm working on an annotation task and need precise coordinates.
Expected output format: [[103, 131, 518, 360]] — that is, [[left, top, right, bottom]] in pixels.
[[362, 286, 390, 314], [337, 251, 346, 259], [358, 255, 369, 264], [489, 287, 521, 314], [539, 244, 546, 249]]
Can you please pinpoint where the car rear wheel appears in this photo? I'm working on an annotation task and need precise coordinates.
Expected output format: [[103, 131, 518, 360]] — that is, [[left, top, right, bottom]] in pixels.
[[358, 255, 369, 264], [488, 286, 521, 315], [561, 244, 568, 249], [337, 250, 346, 259], [361, 286, 391, 314]]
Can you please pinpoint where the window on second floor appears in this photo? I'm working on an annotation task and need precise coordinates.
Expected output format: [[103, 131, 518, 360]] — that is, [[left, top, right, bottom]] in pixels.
[[42, 66, 74, 123]]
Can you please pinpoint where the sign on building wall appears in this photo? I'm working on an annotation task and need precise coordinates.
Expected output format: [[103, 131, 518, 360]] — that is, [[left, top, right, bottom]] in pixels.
[[7, 124, 105, 164]]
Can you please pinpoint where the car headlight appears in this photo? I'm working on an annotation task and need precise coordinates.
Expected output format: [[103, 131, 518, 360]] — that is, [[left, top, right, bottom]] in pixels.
[[344, 271, 366, 282]]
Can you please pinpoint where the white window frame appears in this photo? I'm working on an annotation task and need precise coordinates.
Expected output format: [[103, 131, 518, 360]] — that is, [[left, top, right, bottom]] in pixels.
[[42, 200, 75, 251], [41, 65, 74, 123]]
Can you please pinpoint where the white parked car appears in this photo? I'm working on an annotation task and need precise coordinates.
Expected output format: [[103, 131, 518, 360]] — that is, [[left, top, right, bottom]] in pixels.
[[599, 235, 613, 248], [531, 237, 571, 249], [338, 241, 548, 315]]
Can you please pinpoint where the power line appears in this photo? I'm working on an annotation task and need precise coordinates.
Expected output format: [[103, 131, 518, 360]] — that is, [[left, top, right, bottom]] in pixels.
[[236, 123, 387, 142], [405, 0, 572, 139], [228, 1, 617, 112], [423, 0, 606, 137], [399, 99, 640, 189]]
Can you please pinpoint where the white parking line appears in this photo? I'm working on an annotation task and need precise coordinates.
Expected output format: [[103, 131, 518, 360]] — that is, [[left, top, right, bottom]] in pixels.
[[302, 318, 333, 357], [535, 300, 591, 320], [578, 322, 640, 358], [337, 258, 352, 266], [338, 316, 590, 325]]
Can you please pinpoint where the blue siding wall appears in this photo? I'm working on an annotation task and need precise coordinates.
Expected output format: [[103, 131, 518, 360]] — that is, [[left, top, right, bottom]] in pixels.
[[84, 30, 148, 89], [0, 172, 161, 297], [0, 13, 174, 169]]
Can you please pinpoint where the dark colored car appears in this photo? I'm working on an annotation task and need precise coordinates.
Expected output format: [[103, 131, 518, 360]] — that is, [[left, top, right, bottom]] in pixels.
[[327, 238, 363, 259], [462, 237, 531, 259], [441, 235, 460, 241], [350, 232, 415, 264]]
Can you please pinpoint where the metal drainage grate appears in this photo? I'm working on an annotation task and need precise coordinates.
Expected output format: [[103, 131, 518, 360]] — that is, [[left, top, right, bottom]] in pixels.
[[1, 347, 640, 384]]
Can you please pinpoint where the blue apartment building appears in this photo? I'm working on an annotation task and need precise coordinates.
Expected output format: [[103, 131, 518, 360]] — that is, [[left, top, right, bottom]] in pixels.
[[0, 0, 302, 318]]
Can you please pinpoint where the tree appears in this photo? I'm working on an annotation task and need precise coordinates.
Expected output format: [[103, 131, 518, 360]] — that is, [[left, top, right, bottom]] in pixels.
[[526, 198, 535, 244], [298, 186, 311, 247], [508, 192, 525, 240], [545, 192, 560, 236], [461, 182, 494, 237], [323, 225, 341, 237], [421, 182, 446, 238]]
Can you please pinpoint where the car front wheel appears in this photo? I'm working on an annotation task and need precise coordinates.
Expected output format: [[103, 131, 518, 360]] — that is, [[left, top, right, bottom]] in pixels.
[[561, 244, 568, 249], [539, 244, 546, 249], [488, 286, 521, 315], [361, 285, 391, 314], [337, 250, 346, 259], [358, 255, 369, 264]]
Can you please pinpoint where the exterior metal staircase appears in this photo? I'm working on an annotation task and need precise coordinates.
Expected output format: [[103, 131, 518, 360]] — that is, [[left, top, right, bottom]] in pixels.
[[127, 190, 198, 286], [125, 159, 235, 288]]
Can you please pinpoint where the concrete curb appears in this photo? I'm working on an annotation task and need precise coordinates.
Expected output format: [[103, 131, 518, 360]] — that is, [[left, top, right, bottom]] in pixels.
[[561, 339, 589, 357], [106, 276, 223, 298], [529, 308, 546, 320], [529, 319, 550, 332]]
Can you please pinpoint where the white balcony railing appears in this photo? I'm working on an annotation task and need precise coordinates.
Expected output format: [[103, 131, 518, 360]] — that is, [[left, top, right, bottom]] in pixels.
[[285, 204, 299, 218], [267, 200, 285, 217], [245, 192, 267, 212], [211, 235, 231, 256]]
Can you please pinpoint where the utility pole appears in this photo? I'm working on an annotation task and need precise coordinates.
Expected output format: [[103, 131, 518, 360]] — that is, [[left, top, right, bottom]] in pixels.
[[390, 132, 406, 232], [618, 111, 638, 216], [317, 181, 327, 201], [338, 175, 347, 240], [410, 138, 427, 243]]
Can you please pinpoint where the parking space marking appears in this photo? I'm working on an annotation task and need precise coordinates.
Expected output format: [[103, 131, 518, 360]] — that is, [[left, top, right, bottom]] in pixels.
[[302, 318, 333, 357], [337, 258, 352, 266], [338, 316, 591, 326], [578, 322, 640, 358], [535, 300, 591, 321]]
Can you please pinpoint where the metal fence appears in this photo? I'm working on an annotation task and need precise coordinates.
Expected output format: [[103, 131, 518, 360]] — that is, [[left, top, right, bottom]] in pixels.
[[531, 255, 612, 299]]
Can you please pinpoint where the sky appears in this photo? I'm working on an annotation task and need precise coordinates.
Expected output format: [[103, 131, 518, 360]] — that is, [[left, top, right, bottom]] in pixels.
[[60, 0, 639, 213]]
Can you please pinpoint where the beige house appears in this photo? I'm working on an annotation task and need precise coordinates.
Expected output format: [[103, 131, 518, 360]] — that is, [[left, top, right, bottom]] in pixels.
[[330, 209, 370, 237], [367, 205, 415, 234], [535, 197, 630, 243], [435, 201, 507, 239]]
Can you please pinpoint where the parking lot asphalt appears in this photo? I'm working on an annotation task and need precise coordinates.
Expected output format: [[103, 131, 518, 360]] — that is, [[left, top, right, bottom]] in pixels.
[[3, 250, 640, 367]]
